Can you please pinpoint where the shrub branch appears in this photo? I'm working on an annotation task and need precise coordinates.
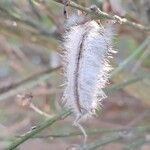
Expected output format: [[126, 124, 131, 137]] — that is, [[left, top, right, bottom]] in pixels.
[[52, 0, 150, 31], [6, 109, 71, 150]]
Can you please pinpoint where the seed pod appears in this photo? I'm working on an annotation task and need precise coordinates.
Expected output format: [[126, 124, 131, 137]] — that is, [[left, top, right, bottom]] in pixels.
[[61, 14, 116, 121]]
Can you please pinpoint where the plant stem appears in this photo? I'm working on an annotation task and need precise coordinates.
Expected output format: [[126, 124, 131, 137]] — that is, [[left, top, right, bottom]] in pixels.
[[122, 138, 146, 150], [82, 133, 121, 150], [110, 36, 150, 78], [105, 74, 150, 94], [0, 66, 61, 101], [5, 74, 150, 149], [6, 109, 71, 150], [32, 125, 150, 139], [51, 0, 150, 31]]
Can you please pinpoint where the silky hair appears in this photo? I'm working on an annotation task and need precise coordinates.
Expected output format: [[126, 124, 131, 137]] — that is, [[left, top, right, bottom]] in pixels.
[[60, 13, 116, 143]]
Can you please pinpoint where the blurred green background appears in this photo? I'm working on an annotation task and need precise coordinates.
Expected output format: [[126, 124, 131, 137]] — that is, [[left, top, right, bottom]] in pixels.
[[0, 0, 150, 150]]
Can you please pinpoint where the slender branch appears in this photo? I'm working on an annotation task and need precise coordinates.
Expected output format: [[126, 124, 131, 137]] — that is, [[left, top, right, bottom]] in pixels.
[[132, 47, 150, 73], [28, 0, 42, 21], [0, 66, 61, 94], [0, 64, 149, 102], [5, 74, 150, 149], [51, 0, 150, 31], [29, 103, 53, 118], [6, 109, 71, 150], [81, 133, 121, 150], [32, 125, 150, 139], [110, 36, 150, 78], [122, 138, 146, 150], [81, 125, 150, 150], [0, 5, 59, 38], [3, 49, 150, 149], [0, 66, 61, 101], [105, 74, 150, 94]]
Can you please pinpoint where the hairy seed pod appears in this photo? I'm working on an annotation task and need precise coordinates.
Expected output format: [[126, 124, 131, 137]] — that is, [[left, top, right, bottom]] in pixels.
[[61, 14, 116, 124]]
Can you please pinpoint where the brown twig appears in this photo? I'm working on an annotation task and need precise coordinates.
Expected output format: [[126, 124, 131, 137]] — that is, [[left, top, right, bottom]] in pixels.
[[52, 0, 150, 31]]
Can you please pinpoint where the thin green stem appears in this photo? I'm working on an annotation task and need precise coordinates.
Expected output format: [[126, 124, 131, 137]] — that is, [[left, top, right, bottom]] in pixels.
[[32, 125, 150, 139], [110, 37, 150, 78], [122, 138, 146, 150], [6, 109, 71, 150], [82, 133, 121, 150], [105, 74, 150, 94], [6, 72, 149, 149], [81, 125, 150, 150]]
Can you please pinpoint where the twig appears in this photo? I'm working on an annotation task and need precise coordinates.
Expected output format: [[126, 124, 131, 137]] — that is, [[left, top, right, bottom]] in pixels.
[[81, 133, 121, 150], [0, 65, 149, 102], [3, 125, 150, 140], [0, 5, 59, 38], [30, 103, 53, 118], [5, 74, 150, 149], [0, 66, 61, 101], [32, 125, 150, 139], [132, 47, 150, 73], [17, 92, 53, 118], [122, 138, 146, 150], [32, 100, 53, 117], [37, 0, 63, 31], [28, 0, 42, 21], [110, 36, 150, 78], [82, 122, 150, 150], [5, 75, 150, 149], [6, 109, 71, 150], [0, 66, 61, 94], [8, 124, 150, 150], [51, 0, 150, 31], [125, 110, 150, 127], [105, 74, 150, 95]]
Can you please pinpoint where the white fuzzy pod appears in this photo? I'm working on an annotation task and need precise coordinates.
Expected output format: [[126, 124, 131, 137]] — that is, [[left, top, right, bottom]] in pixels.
[[61, 15, 116, 121]]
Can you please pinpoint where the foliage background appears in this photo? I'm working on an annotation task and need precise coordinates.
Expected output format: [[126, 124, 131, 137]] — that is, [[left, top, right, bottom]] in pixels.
[[0, 0, 150, 149]]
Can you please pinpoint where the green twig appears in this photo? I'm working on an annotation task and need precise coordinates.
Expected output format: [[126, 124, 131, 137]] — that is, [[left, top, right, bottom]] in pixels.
[[83, 125, 150, 150], [105, 74, 150, 94], [110, 36, 150, 78], [6, 109, 71, 150], [0, 5, 57, 37], [32, 125, 150, 139], [0, 65, 148, 102], [5, 74, 150, 149], [122, 138, 146, 150], [82, 133, 121, 150], [28, 0, 42, 20], [81, 125, 150, 150]]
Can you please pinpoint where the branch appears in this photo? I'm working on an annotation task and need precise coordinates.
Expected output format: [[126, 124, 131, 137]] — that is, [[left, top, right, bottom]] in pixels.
[[81, 125, 150, 150], [32, 125, 150, 139], [29, 103, 53, 118], [5, 74, 150, 149], [0, 66, 61, 101], [82, 133, 121, 150], [122, 138, 146, 150], [0, 64, 149, 102], [0, 5, 60, 38], [110, 36, 150, 78], [6, 109, 71, 150], [105, 74, 150, 95], [51, 0, 150, 31]]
